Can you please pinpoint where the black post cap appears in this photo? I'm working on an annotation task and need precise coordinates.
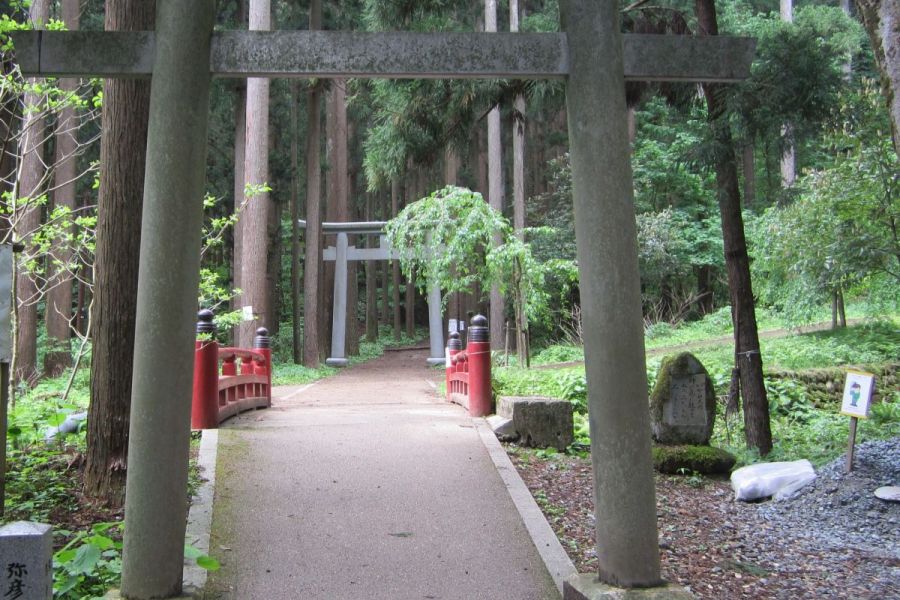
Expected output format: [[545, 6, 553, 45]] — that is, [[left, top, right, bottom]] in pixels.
[[197, 309, 216, 335], [468, 314, 489, 342], [253, 327, 271, 349], [448, 331, 462, 350]]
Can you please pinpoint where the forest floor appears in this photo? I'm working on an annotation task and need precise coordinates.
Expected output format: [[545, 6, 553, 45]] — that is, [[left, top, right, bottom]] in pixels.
[[510, 438, 899, 600]]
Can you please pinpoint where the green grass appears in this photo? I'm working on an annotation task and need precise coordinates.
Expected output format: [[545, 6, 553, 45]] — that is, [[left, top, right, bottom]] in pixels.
[[496, 318, 900, 468]]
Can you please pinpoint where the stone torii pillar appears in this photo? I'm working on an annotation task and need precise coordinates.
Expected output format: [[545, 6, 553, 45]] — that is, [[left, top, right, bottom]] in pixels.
[[12, 2, 753, 597]]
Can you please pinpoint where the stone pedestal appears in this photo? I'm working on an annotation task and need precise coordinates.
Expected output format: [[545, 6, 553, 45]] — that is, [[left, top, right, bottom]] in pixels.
[[0, 521, 53, 600], [564, 573, 694, 600]]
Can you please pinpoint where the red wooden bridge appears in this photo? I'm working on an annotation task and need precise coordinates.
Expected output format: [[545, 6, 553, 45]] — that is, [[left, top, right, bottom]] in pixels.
[[191, 310, 271, 429], [191, 311, 493, 428]]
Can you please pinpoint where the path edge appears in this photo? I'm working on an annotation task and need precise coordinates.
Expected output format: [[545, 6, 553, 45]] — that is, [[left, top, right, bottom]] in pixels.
[[473, 417, 577, 595], [183, 428, 219, 595]]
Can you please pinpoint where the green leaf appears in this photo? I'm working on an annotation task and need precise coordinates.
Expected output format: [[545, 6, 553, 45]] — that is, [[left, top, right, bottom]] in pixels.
[[196, 555, 220, 571], [70, 543, 101, 575]]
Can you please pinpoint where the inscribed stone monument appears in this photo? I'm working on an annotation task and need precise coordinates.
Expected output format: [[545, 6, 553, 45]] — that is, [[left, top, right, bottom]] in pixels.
[[649, 353, 716, 445], [0, 521, 52, 600]]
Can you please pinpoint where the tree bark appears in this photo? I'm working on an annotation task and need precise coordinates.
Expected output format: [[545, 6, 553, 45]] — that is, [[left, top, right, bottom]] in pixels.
[[84, 0, 155, 505], [742, 140, 756, 207], [391, 178, 402, 341], [302, 0, 323, 367], [232, 0, 247, 310], [486, 0, 505, 346], [237, 0, 272, 347], [13, 0, 50, 385], [365, 193, 377, 343], [856, 0, 900, 157], [290, 80, 302, 362], [44, 0, 80, 377], [779, 2, 796, 189], [380, 191, 391, 327], [696, 0, 773, 456]]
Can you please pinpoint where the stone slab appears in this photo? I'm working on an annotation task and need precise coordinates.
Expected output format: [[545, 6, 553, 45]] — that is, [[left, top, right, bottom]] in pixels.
[[0, 521, 53, 600], [498, 396, 574, 451], [12, 31, 754, 83], [649, 353, 716, 446], [564, 573, 694, 600]]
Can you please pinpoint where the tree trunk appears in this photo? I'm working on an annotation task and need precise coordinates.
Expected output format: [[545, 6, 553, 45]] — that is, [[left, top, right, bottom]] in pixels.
[[232, 0, 247, 312], [324, 78, 349, 357], [290, 81, 302, 362], [237, 0, 272, 347], [742, 140, 756, 206], [486, 0, 505, 346], [779, 1, 796, 189], [13, 0, 50, 385], [380, 191, 391, 327], [856, 0, 900, 157], [43, 0, 80, 377], [696, 0, 772, 456], [365, 193, 377, 343], [84, 0, 155, 505], [391, 179, 402, 341], [302, 1, 323, 367]]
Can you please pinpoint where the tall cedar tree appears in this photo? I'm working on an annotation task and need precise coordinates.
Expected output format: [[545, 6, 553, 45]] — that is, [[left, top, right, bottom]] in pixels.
[[237, 0, 272, 348], [84, 0, 155, 504], [695, 0, 772, 455], [855, 0, 900, 156], [303, 0, 323, 366], [13, 0, 49, 385], [44, 0, 79, 377]]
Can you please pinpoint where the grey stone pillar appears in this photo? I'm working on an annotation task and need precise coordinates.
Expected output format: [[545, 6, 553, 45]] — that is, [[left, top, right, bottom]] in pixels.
[[326, 232, 349, 367], [120, 2, 215, 598], [426, 281, 444, 365], [560, 0, 661, 589], [0, 521, 52, 600]]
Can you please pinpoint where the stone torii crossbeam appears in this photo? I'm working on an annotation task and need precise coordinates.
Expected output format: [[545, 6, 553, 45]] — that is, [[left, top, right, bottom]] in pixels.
[[13, 2, 753, 598]]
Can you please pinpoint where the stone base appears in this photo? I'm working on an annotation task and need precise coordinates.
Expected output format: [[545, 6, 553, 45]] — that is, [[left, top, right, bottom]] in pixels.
[[325, 357, 349, 367], [105, 590, 193, 600], [426, 356, 446, 366], [564, 574, 694, 600]]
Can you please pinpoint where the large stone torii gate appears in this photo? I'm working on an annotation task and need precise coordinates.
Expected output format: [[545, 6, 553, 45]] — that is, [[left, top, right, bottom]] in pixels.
[[14, 2, 752, 598]]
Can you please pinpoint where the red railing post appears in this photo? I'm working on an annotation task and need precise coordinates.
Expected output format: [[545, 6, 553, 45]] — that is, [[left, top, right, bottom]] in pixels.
[[446, 331, 462, 401], [253, 327, 272, 407], [191, 309, 220, 429], [466, 314, 492, 417]]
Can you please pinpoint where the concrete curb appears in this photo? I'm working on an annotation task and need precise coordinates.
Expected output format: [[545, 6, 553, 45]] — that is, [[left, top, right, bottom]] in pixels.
[[473, 417, 577, 596], [183, 428, 219, 595]]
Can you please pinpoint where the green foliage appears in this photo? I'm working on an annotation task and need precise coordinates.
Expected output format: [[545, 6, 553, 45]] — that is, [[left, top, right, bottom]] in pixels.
[[53, 523, 123, 599], [531, 344, 584, 365], [386, 186, 547, 325], [751, 82, 899, 323]]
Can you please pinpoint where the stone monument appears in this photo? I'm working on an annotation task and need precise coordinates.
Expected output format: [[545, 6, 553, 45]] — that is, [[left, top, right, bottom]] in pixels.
[[649, 352, 716, 445]]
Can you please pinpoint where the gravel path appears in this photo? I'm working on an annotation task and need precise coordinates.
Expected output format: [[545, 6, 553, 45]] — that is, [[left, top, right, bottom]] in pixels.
[[511, 437, 899, 599]]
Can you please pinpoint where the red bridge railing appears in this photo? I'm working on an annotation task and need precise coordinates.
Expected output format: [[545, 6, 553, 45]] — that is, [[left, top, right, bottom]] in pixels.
[[446, 314, 492, 417], [191, 310, 272, 429]]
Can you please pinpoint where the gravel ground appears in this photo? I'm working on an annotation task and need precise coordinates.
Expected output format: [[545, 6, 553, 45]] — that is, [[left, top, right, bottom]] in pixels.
[[509, 438, 900, 599]]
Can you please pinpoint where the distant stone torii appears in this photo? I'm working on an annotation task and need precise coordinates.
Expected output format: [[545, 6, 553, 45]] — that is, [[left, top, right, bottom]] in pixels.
[[12, 2, 753, 598], [300, 220, 446, 367]]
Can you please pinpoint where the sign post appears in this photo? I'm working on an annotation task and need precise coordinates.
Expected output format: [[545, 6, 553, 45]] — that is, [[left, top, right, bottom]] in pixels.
[[840, 370, 875, 473]]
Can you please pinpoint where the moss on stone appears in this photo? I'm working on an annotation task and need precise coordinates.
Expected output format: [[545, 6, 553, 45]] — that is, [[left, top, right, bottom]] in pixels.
[[651, 444, 736, 475]]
